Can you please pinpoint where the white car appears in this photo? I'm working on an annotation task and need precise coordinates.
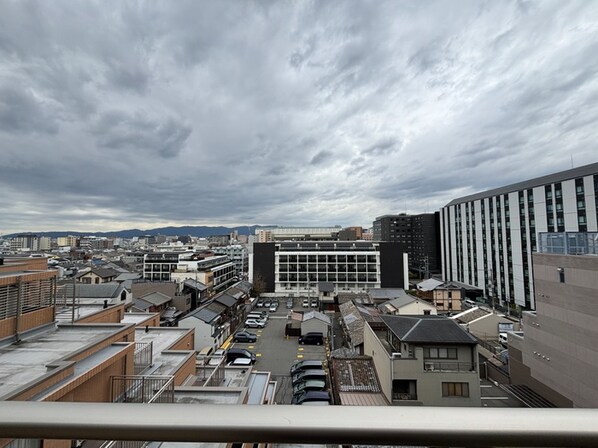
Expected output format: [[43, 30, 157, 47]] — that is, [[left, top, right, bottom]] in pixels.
[[302, 299, 310, 308], [208, 349, 226, 366], [245, 318, 266, 328]]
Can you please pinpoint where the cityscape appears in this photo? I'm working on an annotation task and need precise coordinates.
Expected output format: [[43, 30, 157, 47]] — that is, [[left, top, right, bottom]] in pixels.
[[2, 1, 598, 447]]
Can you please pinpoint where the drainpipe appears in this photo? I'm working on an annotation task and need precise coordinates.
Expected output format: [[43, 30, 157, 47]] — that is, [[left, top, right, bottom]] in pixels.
[[14, 278, 22, 343]]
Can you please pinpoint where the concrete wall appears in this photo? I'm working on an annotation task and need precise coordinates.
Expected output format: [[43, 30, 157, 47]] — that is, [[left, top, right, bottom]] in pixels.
[[179, 317, 215, 352], [515, 253, 598, 407], [77, 304, 125, 324], [363, 323, 392, 402]]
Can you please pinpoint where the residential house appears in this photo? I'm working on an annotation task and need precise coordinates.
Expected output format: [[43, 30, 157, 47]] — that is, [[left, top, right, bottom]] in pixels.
[[76, 267, 120, 284], [301, 310, 331, 336], [364, 315, 481, 406]]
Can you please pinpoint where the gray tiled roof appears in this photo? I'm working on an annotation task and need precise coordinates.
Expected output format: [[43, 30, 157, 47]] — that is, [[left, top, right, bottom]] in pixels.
[[380, 315, 477, 344], [183, 279, 208, 291], [214, 293, 237, 308], [318, 282, 334, 293], [445, 161, 598, 207], [369, 288, 409, 301]]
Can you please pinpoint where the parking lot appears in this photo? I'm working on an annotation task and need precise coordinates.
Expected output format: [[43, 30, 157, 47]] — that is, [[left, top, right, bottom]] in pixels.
[[227, 298, 328, 404]]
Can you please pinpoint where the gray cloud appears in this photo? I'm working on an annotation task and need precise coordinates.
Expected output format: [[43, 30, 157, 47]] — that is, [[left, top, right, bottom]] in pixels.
[[1, 0, 598, 234], [91, 111, 192, 159]]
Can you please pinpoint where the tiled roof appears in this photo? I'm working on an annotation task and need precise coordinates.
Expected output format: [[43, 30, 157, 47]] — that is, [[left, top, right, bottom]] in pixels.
[[380, 315, 477, 344], [302, 310, 331, 325], [214, 293, 237, 308]]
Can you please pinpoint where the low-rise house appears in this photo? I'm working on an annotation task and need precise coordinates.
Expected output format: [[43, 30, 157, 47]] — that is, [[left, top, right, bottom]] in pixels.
[[451, 307, 520, 343], [377, 294, 437, 316], [318, 282, 335, 309], [330, 355, 389, 405], [178, 301, 228, 352], [365, 315, 481, 406], [339, 301, 382, 354], [76, 266, 120, 284], [301, 310, 332, 336]]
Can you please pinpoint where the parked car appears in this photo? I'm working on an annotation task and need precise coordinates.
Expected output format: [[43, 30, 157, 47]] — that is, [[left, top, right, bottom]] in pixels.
[[290, 360, 324, 376], [208, 348, 226, 366], [226, 348, 256, 364], [311, 299, 318, 308], [302, 299, 310, 308], [229, 357, 253, 367], [299, 332, 324, 345], [233, 331, 257, 343], [292, 369, 327, 386], [286, 299, 293, 309], [256, 299, 264, 308], [291, 390, 331, 405], [269, 302, 278, 312], [245, 318, 266, 328], [263, 299, 272, 308], [247, 312, 268, 321], [292, 379, 327, 396]]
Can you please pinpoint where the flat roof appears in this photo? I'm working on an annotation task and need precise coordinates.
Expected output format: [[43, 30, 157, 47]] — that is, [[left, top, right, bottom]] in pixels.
[[0, 324, 128, 400], [135, 327, 193, 377]]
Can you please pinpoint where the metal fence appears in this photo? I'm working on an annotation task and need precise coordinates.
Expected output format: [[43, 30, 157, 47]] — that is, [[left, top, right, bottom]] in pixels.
[[111, 375, 174, 404], [133, 342, 153, 375], [423, 361, 476, 372]]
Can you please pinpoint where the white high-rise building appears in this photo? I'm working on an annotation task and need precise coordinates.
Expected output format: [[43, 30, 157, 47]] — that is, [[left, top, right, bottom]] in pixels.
[[441, 162, 598, 310]]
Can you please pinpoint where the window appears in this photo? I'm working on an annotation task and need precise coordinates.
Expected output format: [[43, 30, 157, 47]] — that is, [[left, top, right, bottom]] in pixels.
[[424, 347, 458, 359], [442, 382, 469, 397]]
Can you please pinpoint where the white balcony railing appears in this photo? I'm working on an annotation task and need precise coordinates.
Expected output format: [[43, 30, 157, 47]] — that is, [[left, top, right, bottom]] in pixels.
[[1, 402, 598, 447]]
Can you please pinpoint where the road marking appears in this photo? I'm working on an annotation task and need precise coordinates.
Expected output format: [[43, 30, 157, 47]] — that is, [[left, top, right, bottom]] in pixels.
[[481, 396, 510, 400], [256, 353, 262, 357], [296, 354, 304, 358], [480, 385, 493, 388], [248, 345, 255, 349], [298, 347, 304, 351]]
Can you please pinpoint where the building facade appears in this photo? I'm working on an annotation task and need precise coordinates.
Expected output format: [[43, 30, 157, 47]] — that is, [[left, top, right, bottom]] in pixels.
[[441, 162, 598, 309], [373, 213, 441, 275], [508, 233, 598, 407], [253, 241, 407, 295]]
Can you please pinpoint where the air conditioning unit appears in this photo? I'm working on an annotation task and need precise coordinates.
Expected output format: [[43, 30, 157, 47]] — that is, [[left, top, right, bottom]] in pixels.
[[424, 362, 435, 371]]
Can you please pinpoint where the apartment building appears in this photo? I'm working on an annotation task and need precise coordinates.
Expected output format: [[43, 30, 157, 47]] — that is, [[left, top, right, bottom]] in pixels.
[[508, 232, 598, 407], [364, 315, 481, 406], [214, 244, 248, 274], [373, 213, 441, 275], [441, 162, 598, 309], [252, 241, 407, 295], [256, 226, 343, 242]]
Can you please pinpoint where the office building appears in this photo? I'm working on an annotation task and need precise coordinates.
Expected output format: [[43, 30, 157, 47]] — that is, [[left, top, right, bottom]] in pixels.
[[256, 226, 343, 242], [508, 232, 598, 407], [373, 213, 441, 275], [441, 162, 598, 309], [252, 241, 407, 295]]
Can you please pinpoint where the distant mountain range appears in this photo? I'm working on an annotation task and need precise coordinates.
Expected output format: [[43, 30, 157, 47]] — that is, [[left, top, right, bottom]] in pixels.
[[4, 225, 272, 239]]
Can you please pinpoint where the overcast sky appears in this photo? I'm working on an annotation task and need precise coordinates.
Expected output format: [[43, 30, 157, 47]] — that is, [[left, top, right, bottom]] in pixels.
[[1, 0, 598, 234]]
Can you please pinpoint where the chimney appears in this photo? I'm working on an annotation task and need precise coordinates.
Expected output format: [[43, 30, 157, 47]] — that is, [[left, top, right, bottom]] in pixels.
[[103, 299, 108, 309], [145, 325, 149, 333]]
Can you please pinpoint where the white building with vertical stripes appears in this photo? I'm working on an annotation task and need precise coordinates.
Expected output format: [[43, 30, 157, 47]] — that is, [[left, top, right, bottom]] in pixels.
[[441, 162, 598, 310]]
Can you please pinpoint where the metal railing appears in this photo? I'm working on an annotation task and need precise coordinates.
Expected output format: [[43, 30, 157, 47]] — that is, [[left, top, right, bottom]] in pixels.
[[423, 361, 476, 372], [1, 402, 598, 447], [133, 342, 153, 375], [111, 375, 174, 404]]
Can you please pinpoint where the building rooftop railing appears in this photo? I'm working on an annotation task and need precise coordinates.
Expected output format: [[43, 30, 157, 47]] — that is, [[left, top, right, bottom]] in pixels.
[[538, 232, 598, 255], [1, 402, 598, 447]]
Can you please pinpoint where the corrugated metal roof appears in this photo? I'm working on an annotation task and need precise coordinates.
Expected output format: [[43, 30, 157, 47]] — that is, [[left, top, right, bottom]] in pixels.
[[338, 392, 389, 406]]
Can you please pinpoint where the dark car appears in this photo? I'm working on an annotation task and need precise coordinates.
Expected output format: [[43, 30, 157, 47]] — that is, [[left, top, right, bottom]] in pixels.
[[292, 379, 327, 396], [298, 332, 324, 345], [291, 369, 326, 386], [233, 331, 257, 343], [291, 390, 331, 405], [226, 348, 257, 364], [290, 359, 324, 376]]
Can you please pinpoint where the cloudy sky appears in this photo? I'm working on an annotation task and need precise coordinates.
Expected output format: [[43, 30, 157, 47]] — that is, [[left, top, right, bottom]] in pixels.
[[1, 0, 598, 234]]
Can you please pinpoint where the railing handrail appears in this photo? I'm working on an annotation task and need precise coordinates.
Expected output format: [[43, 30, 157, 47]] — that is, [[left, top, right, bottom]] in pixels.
[[1, 402, 598, 447]]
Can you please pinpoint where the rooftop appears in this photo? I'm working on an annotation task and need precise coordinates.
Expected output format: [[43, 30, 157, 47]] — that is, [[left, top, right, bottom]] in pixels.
[[380, 315, 477, 345]]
